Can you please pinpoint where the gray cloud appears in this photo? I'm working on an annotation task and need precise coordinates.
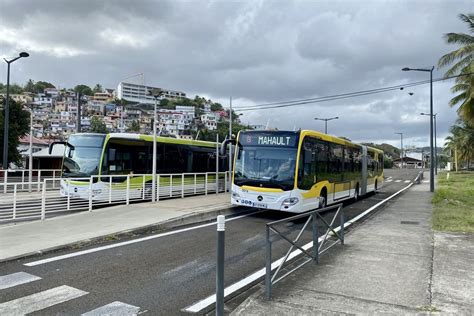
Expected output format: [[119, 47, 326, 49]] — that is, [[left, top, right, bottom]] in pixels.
[[0, 0, 472, 147]]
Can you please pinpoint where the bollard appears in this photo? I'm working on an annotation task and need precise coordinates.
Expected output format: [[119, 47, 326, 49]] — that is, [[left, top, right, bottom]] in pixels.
[[216, 215, 225, 316], [265, 225, 272, 300]]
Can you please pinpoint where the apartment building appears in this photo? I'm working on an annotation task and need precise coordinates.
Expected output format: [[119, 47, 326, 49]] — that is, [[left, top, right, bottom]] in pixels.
[[116, 82, 186, 104]]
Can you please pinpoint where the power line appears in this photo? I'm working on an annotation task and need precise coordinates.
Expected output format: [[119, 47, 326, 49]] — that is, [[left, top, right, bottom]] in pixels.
[[233, 72, 472, 112]]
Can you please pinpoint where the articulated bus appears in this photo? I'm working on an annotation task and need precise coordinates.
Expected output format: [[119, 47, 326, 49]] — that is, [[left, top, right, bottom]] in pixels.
[[51, 133, 227, 200], [230, 130, 383, 213]]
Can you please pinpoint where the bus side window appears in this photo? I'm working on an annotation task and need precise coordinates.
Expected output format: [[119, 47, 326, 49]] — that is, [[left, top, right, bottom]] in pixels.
[[298, 138, 317, 190]]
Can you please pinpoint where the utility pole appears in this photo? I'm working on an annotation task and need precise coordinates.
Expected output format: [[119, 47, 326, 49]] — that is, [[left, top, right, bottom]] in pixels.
[[395, 132, 403, 168], [228, 96, 232, 190], [76, 92, 81, 133]]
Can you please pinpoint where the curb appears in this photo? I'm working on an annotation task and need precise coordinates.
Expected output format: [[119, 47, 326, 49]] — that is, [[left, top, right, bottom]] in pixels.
[[0, 204, 250, 264]]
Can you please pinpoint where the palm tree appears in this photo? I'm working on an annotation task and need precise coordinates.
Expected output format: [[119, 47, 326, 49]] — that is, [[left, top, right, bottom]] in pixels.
[[438, 13, 474, 123], [444, 119, 474, 169]]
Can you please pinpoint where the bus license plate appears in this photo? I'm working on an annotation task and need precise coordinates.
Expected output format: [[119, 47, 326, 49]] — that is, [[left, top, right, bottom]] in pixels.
[[241, 199, 267, 208]]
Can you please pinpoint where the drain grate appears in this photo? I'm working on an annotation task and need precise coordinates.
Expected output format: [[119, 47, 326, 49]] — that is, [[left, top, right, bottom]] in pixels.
[[400, 221, 420, 225]]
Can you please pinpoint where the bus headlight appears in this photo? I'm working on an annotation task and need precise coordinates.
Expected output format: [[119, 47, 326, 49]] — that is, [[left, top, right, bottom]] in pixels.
[[282, 197, 299, 206], [232, 191, 240, 199]]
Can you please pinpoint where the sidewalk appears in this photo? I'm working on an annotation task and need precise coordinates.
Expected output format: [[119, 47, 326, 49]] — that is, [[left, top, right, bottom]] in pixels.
[[0, 193, 235, 262], [233, 174, 474, 314]]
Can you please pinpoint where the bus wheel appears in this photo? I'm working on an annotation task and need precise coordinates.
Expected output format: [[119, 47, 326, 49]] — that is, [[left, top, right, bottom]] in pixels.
[[319, 189, 327, 209], [354, 184, 359, 201]]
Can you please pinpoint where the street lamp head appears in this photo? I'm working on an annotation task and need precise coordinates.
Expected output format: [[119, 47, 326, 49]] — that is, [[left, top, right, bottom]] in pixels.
[[334, 116, 339, 119], [402, 67, 410, 71], [19, 52, 29, 58]]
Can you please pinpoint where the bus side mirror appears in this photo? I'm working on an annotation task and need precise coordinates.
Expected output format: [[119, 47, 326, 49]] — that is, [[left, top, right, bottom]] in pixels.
[[220, 139, 236, 156]]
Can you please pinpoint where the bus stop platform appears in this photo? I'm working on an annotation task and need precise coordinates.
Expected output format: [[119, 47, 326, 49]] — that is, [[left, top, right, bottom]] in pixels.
[[232, 177, 474, 315], [0, 193, 236, 262]]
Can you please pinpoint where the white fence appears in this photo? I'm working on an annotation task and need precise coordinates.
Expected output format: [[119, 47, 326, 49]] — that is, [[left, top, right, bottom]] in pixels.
[[0, 172, 229, 223], [0, 169, 62, 193]]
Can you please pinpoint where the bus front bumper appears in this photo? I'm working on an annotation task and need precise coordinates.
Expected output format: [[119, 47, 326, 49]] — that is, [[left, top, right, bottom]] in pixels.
[[231, 185, 303, 212]]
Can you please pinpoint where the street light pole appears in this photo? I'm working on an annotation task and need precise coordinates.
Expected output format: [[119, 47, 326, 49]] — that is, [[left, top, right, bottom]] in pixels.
[[402, 66, 435, 192], [148, 88, 164, 203], [228, 96, 232, 190], [420, 112, 438, 175], [3, 52, 29, 169], [314, 117, 339, 134], [29, 107, 33, 192], [395, 132, 403, 168]]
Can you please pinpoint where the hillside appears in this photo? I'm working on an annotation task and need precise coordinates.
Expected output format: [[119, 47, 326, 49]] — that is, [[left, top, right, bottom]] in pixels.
[[362, 143, 400, 159]]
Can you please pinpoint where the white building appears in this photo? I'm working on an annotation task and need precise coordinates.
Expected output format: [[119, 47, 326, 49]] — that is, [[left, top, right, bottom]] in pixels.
[[201, 113, 218, 130], [116, 82, 186, 104]]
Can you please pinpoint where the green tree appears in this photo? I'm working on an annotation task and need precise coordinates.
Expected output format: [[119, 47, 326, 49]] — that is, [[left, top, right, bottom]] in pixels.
[[0, 98, 30, 167], [74, 84, 93, 96], [127, 120, 141, 133], [92, 84, 103, 94], [438, 13, 474, 123], [90, 116, 107, 133], [33, 81, 55, 93], [211, 102, 223, 111]]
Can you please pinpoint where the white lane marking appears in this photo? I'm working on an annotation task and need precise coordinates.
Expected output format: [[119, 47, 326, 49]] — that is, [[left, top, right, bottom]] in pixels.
[[387, 177, 393, 180], [184, 182, 414, 313], [386, 179, 393, 182], [404, 180, 411, 183], [423, 180, 429, 183], [0, 272, 41, 290], [25, 210, 263, 267], [0, 285, 88, 315], [395, 180, 402, 183], [82, 301, 140, 315]]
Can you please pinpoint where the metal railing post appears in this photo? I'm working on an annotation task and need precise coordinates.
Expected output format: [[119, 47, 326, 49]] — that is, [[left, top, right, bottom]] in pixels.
[[88, 176, 93, 212], [224, 172, 227, 192], [157, 174, 160, 201], [67, 183, 71, 210], [109, 176, 112, 204], [142, 175, 146, 199], [41, 180, 46, 220], [4, 170, 7, 193], [194, 174, 197, 194], [265, 225, 272, 300], [21, 171, 25, 190], [205, 173, 208, 195], [312, 214, 319, 263], [181, 174, 185, 198], [216, 215, 226, 316], [37, 170, 41, 192], [126, 175, 130, 205], [13, 184, 17, 220], [339, 207, 345, 245], [52, 170, 56, 189], [169, 175, 173, 197]]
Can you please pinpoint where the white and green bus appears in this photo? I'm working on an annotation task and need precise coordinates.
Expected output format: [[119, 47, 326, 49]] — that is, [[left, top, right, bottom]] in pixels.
[[229, 130, 383, 213], [50, 133, 227, 200]]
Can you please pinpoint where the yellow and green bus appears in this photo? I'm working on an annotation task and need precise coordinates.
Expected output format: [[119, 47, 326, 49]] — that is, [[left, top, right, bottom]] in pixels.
[[50, 133, 227, 200], [230, 130, 383, 213]]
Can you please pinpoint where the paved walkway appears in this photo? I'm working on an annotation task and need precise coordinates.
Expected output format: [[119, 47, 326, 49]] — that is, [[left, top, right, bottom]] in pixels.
[[233, 175, 474, 314], [0, 193, 234, 262]]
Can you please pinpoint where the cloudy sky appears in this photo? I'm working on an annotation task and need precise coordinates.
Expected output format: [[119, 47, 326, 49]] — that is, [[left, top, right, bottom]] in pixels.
[[1, 0, 472, 148]]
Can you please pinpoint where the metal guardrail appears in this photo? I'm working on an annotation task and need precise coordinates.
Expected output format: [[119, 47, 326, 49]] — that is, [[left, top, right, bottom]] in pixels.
[[0, 171, 230, 223], [0, 169, 61, 193], [265, 203, 344, 300]]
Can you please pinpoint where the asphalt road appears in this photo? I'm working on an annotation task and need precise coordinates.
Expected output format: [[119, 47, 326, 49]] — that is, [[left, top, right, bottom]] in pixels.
[[0, 168, 421, 315]]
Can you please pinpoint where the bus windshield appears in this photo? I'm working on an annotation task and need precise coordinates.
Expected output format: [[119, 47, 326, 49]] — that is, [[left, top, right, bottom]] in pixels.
[[62, 134, 105, 177], [234, 145, 297, 191]]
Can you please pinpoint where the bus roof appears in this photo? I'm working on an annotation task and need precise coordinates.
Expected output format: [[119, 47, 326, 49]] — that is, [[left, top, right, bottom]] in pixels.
[[72, 132, 217, 148]]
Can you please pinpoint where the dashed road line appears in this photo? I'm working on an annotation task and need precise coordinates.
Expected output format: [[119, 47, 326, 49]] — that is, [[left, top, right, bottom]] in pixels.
[[395, 180, 402, 183], [0, 272, 41, 290]]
